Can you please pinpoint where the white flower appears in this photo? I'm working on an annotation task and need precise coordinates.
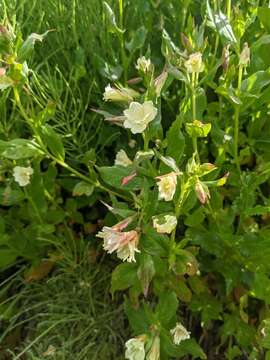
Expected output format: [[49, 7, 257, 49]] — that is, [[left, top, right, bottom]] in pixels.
[[123, 101, 157, 134], [223, 134, 232, 143], [153, 215, 177, 234], [184, 52, 204, 73], [13, 166, 33, 187], [156, 172, 178, 201], [97, 224, 140, 263], [170, 323, 191, 345], [136, 56, 152, 73], [125, 338, 145, 360], [115, 149, 133, 167], [103, 84, 138, 102]]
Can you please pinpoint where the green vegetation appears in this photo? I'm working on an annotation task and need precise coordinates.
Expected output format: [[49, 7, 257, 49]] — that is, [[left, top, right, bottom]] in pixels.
[[1, 0, 270, 359]]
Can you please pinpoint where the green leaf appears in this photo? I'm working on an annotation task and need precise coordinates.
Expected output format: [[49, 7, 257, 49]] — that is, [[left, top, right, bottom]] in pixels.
[[174, 249, 199, 276], [0, 186, 24, 206], [186, 120, 211, 138], [40, 125, 65, 161], [99, 165, 142, 191], [137, 254, 155, 297], [0, 75, 14, 90], [258, 7, 270, 33], [126, 26, 147, 53], [103, 1, 123, 34], [124, 299, 150, 334], [0, 249, 17, 268], [156, 291, 178, 326], [160, 330, 206, 359], [258, 319, 270, 349], [241, 69, 270, 97], [165, 117, 185, 167], [141, 225, 169, 257], [161, 29, 183, 64], [0, 139, 40, 159], [111, 262, 138, 295], [184, 207, 205, 227], [27, 163, 47, 217], [250, 272, 270, 304], [72, 182, 94, 197], [190, 293, 222, 325], [18, 31, 50, 62], [206, 0, 236, 44]]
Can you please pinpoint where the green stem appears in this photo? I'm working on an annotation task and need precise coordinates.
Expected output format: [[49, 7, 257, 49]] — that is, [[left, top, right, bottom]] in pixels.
[[234, 65, 243, 175], [227, 0, 231, 21], [191, 73, 200, 163], [118, 0, 127, 83], [24, 188, 43, 224]]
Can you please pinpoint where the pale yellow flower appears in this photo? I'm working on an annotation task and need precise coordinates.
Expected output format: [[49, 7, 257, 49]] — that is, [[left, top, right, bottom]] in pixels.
[[125, 338, 145, 360], [123, 101, 157, 134], [13, 166, 33, 187], [152, 215, 177, 234], [115, 149, 132, 167], [184, 52, 204, 73], [103, 84, 138, 102], [170, 323, 190, 345], [156, 172, 178, 201], [136, 56, 152, 73]]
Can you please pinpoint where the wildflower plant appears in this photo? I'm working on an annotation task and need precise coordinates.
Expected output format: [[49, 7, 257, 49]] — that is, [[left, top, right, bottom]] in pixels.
[[2, 1, 270, 359]]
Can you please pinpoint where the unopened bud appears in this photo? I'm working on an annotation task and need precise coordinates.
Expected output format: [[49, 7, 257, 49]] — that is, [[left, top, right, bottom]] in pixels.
[[195, 181, 209, 204], [222, 44, 230, 72], [181, 33, 193, 53], [239, 43, 250, 67]]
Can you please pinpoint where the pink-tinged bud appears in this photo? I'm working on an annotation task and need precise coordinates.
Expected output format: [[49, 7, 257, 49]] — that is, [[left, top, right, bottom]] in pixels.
[[121, 171, 137, 185], [195, 181, 209, 204], [0, 68, 6, 76], [112, 217, 132, 232], [222, 45, 230, 72], [127, 77, 142, 85], [181, 33, 193, 53]]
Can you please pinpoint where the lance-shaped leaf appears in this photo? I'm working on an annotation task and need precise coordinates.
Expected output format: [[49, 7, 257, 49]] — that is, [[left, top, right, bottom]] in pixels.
[[103, 1, 124, 34], [137, 254, 155, 297], [206, 0, 237, 45], [18, 30, 51, 62]]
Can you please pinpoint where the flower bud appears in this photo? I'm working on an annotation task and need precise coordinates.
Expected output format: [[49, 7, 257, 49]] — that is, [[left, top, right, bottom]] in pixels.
[[146, 336, 160, 360], [222, 44, 230, 72], [103, 84, 139, 102], [195, 181, 210, 204], [181, 33, 193, 53], [239, 43, 250, 67]]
